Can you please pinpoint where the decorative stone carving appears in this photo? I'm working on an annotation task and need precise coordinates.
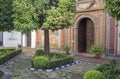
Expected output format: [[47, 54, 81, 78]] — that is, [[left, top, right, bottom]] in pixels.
[[76, 0, 95, 11]]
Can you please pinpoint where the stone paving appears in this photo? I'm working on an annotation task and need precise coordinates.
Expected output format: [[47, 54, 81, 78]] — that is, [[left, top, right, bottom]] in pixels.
[[0, 49, 97, 79]]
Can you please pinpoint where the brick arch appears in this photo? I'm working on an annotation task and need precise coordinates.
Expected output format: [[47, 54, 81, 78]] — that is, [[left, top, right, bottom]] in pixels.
[[74, 14, 97, 29]]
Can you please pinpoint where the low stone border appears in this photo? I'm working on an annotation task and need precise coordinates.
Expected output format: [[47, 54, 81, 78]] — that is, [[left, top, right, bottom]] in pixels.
[[0, 72, 12, 79], [28, 61, 80, 72]]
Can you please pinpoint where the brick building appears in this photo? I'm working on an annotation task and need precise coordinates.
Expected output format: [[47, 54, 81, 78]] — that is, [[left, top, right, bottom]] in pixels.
[[35, 0, 120, 56], [0, 0, 120, 56]]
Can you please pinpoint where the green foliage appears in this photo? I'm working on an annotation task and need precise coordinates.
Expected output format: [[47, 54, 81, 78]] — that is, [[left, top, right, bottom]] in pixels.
[[32, 53, 75, 69], [46, 54, 75, 69], [12, 0, 42, 34], [0, 49, 15, 58], [0, 49, 22, 65], [12, 0, 76, 33], [95, 60, 120, 79], [0, 0, 14, 31], [104, 0, 120, 20], [32, 56, 49, 69], [89, 45, 103, 55], [83, 70, 105, 79], [43, 0, 76, 31], [35, 49, 44, 56], [62, 45, 71, 52]]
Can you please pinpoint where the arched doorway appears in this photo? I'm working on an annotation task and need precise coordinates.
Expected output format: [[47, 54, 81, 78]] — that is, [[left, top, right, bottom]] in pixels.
[[78, 18, 94, 53]]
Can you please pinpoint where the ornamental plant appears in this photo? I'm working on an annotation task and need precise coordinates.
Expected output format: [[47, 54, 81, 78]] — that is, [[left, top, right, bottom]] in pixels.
[[83, 70, 105, 79], [95, 60, 120, 79], [89, 45, 103, 55], [62, 44, 71, 55]]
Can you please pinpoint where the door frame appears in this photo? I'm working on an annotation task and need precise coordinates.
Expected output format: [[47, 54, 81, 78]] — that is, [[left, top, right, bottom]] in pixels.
[[77, 18, 94, 53]]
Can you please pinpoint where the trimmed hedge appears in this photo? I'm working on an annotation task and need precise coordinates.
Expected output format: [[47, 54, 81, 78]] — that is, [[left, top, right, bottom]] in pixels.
[[32, 56, 49, 69], [0, 49, 22, 65], [46, 54, 74, 69], [83, 70, 105, 79], [32, 49, 75, 69]]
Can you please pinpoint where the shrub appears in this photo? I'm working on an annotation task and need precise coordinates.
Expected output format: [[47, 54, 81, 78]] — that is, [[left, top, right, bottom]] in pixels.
[[62, 45, 71, 52], [83, 70, 105, 79], [0, 49, 22, 65], [46, 54, 74, 69], [89, 45, 103, 55], [62, 44, 71, 55], [32, 54, 75, 69], [95, 60, 120, 79], [35, 49, 44, 56], [32, 56, 49, 69]]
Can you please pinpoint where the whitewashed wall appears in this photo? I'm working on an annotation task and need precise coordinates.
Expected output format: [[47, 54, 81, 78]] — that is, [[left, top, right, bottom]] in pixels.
[[3, 31, 22, 47], [22, 34, 27, 47], [31, 30, 36, 48]]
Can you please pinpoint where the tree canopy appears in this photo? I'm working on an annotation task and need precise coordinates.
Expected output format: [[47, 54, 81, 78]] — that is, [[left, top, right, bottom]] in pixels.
[[42, 0, 76, 31], [104, 0, 120, 20], [12, 0, 76, 33], [0, 0, 14, 31], [12, 0, 76, 54], [12, 0, 42, 34]]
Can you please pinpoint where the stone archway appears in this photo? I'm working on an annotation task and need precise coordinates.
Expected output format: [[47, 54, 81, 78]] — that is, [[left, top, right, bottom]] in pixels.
[[78, 18, 94, 53]]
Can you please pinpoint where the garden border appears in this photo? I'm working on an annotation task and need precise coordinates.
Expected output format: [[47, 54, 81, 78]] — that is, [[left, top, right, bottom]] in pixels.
[[28, 61, 80, 72]]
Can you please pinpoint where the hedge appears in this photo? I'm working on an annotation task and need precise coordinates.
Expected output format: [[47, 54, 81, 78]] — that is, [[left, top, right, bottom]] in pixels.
[[0, 49, 22, 65], [45, 54, 74, 69], [32, 50, 75, 69], [83, 70, 105, 79]]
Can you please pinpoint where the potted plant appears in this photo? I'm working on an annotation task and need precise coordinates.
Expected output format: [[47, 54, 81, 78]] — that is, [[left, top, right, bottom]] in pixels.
[[89, 45, 103, 59], [62, 44, 71, 55], [18, 44, 22, 48]]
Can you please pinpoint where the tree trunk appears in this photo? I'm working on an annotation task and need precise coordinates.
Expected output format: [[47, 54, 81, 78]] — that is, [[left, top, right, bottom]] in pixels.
[[44, 29, 50, 54]]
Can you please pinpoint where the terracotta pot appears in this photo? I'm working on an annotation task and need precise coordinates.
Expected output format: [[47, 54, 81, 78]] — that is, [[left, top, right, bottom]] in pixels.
[[65, 51, 70, 55], [94, 54, 101, 59]]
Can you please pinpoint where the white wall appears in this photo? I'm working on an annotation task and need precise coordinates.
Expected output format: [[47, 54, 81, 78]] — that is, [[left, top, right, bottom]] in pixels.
[[31, 30, 36, 48], [117, 21, 120, 55], [3, 31, 22, 47], [22, 34, 27, 47]]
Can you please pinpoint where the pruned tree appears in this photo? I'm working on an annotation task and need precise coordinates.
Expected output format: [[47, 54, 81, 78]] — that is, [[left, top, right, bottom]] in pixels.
[[12, 0, 76, 54], [0, 0, 14, 31], [104, 0, 120, 20]]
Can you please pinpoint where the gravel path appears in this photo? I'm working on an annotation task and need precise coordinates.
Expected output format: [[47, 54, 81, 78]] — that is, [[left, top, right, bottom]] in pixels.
[[4, 50, 96, 79]]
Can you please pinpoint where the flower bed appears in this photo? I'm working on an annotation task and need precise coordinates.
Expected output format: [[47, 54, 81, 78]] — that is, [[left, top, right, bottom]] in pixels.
[[32, 49, 75, 69], [0, 49, 22, 65]]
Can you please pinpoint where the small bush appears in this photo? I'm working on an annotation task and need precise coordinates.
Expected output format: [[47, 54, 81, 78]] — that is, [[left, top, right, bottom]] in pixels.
[[32, 56, 49, 69], [47, 54, 74, 69], [35, 49, 44, 56], [32, 54, 75, 69], [95, 60, 120, 79], [62, 44, 71, 52], [89, 45, 103, 55], [0, 49, 22, 65], [83, 70, 105, 79]]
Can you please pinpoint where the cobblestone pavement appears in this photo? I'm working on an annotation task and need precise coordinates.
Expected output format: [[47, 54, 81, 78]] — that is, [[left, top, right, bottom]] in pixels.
[[4, 49, 96, 79]]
